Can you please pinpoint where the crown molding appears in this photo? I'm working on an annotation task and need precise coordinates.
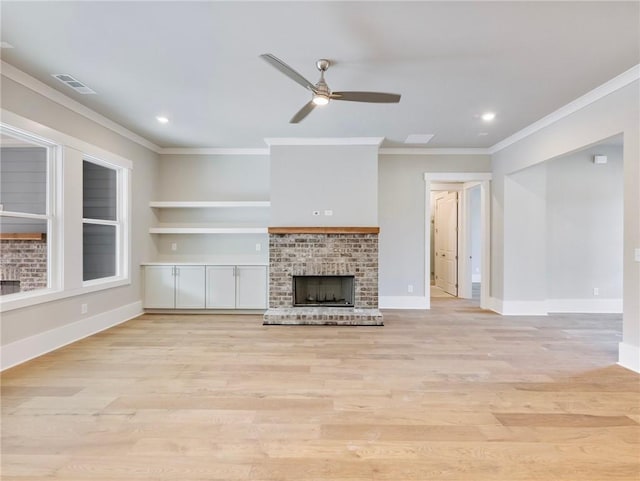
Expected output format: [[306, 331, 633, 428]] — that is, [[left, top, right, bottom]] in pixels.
[[160, 147, 269, 155], [1, 61, 161, 153], [489, 64, 640, 154], [379, 148, 489, 155], [264, 137, 384, 146]]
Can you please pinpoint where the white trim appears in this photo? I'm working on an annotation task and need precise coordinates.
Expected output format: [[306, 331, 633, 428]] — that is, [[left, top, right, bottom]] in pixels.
[[1, 61, 161, 153], [424, 172, 492, 182], [489, 64, 640, 154], [0, 300, 142, 371], [380, 148, 489, 155], [1, 111, 133, 170], [264, 137, 384, 146], [472, 274, 481, 283], [497, 300, 548, 316], [149, 227, 267, 234], [160, 148, 269, 156], [149, 201, 270, 208], [488, 297, 503, 314], [547, 298, 623, 313], [618, 342, 640, 373], [379, 296, 428, 309]]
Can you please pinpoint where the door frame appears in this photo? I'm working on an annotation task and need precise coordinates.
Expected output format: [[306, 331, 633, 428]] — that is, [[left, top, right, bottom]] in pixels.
[[424, 172, 492, 310]]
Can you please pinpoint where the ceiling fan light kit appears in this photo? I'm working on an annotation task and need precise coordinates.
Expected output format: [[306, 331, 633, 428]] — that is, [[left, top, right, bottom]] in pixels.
[[260, 53, 401, 123]]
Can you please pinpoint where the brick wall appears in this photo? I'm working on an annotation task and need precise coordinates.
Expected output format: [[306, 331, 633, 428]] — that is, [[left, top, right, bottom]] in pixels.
[[269, 233, 378, 309], [0, 239, 47, 292]]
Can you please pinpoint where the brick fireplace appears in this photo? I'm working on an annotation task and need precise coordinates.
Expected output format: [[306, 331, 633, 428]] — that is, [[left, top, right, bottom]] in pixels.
[[263, 227, 383, 325]]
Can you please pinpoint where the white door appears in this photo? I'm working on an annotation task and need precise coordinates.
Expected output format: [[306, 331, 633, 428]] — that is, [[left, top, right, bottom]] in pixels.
[[434, 191, 458, 296], [144, 265, 175, 308], [175, 265, 205, 308], [206, 266, 236, 308], [236, 265, 267, 309]]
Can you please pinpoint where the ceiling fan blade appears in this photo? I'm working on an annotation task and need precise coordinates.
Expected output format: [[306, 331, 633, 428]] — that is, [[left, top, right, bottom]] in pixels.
[[290, 101, 316, 123], [260, 53, 317, 92], [330, 91, 401, 103]]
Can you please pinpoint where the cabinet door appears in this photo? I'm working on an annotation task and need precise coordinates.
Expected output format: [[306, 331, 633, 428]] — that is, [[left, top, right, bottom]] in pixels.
[[236, 265, 268, 309], [144, 266, 175, 308], [206, 266, 236, 308], [175, 266, 206, 309]]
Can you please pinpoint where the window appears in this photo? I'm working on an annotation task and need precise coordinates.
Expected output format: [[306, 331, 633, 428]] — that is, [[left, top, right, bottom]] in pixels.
[[0, 127, 56, 297], [82, 158, 125, 283]]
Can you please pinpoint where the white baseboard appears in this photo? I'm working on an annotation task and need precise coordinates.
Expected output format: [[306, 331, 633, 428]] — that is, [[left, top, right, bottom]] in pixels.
[[547, 298, 623, 313], [1, 300, 143, 371], [618, 342, 640, 373], [379, 296, 429, 309], [491, 299, 548, 316]]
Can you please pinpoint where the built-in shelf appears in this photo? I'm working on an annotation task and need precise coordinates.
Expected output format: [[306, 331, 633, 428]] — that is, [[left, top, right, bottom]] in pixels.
[[148, 200, 270, 235], [149, 201, 270, 208], [149, 226, 268, 234]]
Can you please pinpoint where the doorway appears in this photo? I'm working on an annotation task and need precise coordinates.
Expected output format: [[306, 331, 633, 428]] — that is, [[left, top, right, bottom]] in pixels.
[[424, 172, 491, 310]]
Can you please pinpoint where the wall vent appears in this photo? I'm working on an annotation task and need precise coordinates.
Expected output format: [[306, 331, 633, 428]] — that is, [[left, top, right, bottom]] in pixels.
[[51, 74, 96, 94]]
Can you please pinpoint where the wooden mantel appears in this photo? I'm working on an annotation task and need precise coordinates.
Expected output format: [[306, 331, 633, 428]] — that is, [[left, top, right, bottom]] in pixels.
[[268, 227, 379, 234]]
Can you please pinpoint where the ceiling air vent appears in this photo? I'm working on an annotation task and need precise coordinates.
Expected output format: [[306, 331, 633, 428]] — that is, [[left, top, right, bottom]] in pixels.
[[51, 74, 96, 94]]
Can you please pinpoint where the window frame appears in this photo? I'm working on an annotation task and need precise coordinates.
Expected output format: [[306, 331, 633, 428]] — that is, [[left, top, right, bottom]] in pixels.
[[81, 155, 129, 286], [0, 112, 132, 313], [0, 124, 59, 300]]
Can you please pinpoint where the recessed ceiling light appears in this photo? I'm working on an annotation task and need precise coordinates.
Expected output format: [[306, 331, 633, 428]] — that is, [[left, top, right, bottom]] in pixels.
[[405, 134, 435, 144], [481, 112, 496, 122], [156, 116, 169, 124]]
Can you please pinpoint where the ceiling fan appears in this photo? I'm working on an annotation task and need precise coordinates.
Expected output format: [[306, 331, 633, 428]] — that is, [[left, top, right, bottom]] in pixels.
[[260, 53, 401, 123]]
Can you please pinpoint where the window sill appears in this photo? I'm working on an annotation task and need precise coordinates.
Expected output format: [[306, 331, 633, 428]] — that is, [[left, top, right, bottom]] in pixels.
[[0, 277, 130, 313]]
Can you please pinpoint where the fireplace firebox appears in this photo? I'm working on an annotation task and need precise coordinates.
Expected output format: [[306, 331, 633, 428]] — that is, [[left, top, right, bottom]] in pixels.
[[293, 275, 354, 307]]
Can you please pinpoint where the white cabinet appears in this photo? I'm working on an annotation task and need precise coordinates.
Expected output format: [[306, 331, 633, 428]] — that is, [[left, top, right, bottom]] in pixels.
[[144, 264, 267, 310], [144, 266, 175, 308], [206, 266, 237, 308], [144, 265, 205, 309], [236, 266, 268, 309], [206, 265, 267, 309]]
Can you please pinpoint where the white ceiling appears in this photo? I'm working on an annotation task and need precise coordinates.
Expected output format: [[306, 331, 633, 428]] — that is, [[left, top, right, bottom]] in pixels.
[[1, 1, 638, 149]]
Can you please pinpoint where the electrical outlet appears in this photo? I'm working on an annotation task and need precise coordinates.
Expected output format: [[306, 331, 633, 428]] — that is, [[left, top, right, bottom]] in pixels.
[[255, 243, 261, 252], [324, 209, 333, 216], [171, 242, 177, 251], [81, 303, 88, 314], [313, 210, 320, 216], [593, 287, 599, 296], [408, 284, 414, 293]]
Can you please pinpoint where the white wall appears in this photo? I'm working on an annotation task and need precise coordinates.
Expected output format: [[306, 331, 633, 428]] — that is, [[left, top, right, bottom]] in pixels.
[[152, 154, 270, 264], [546, 143, 623, 307], [378, 154, 491, 304], [490, 79, 639, 372], [469, 186, 482, 282], [1, 75, 159, 366], [270, 144, 379, 227]]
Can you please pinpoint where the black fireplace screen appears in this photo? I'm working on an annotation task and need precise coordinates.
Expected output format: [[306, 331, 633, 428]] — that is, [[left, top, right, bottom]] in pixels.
[[293, 275, 354, 307]]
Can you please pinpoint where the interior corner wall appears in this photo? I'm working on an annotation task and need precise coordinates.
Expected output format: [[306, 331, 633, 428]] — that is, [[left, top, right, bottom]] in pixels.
[[377, 154, 491, 306], [546, 144, 623, 307], [1, 75, 159, 362], [490, 80, 639, 371]]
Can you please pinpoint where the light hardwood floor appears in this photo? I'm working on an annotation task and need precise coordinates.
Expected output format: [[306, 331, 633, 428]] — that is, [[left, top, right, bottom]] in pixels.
[[2, 297, 639, 480]]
